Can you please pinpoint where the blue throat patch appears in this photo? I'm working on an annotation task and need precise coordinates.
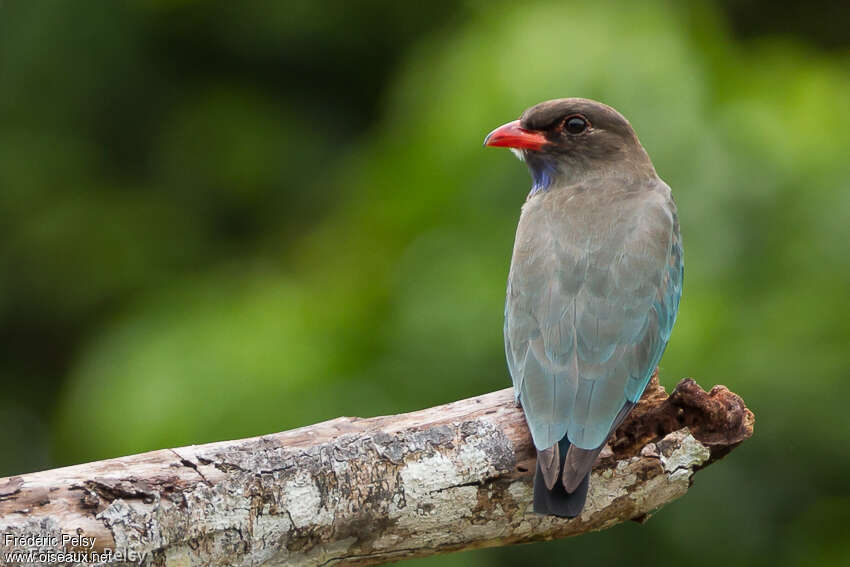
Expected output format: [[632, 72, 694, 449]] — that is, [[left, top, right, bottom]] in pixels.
[[527, 156, 557, 196]]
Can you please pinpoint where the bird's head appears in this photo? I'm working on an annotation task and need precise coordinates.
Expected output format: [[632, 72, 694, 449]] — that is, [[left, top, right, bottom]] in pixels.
[[484, 98, 654, 193]]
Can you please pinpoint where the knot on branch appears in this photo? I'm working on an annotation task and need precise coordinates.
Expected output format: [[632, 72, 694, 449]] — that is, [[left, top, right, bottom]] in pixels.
[[609, 375, 755, 463]]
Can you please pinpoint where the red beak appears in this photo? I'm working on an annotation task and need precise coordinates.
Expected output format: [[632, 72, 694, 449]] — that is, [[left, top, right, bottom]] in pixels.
[[483, 120, 548, 151]]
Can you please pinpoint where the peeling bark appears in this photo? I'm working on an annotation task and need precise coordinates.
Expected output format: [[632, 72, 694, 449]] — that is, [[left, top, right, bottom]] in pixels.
[[0, 376, 753, 567]]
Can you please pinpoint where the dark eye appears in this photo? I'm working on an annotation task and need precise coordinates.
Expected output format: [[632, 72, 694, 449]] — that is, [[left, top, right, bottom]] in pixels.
[[563, 115, 588, 134]]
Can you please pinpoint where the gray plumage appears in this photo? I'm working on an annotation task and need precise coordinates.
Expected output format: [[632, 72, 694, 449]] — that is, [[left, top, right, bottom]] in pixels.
[[487, 98, 683, 516]]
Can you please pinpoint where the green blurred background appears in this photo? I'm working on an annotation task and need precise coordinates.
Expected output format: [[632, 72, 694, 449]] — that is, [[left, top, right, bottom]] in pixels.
[[1, 0, 849, 565]]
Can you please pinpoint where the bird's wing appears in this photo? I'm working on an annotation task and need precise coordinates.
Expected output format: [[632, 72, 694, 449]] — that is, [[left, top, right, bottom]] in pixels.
[[505, 182, 682, 453], [562, 217, 682, 492]]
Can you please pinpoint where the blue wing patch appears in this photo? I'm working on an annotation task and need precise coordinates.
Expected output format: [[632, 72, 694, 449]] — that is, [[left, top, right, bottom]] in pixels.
[[505, 185, 682, 451]]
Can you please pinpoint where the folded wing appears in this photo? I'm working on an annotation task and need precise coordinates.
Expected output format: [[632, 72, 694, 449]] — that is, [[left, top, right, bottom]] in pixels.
[[505, 182, 682, 464]]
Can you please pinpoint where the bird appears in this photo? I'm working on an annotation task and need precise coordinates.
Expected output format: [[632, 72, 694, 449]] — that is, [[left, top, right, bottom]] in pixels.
[[484, 98, 683, 517]]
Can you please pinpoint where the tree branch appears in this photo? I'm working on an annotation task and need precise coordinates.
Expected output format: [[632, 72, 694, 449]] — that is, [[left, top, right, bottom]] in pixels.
[[0, 375, 753, 567]]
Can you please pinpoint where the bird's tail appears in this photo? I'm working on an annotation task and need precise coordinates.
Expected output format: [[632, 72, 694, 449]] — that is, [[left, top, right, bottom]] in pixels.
[[533, 401, 638, 517], [533, 437, 593, 517]]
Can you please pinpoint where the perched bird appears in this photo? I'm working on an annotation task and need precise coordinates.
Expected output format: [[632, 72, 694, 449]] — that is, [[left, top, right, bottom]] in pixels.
[[484, 99, 682, 517]]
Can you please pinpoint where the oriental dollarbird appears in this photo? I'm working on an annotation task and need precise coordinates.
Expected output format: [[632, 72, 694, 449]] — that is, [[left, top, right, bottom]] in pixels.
[[484, 99, 683, 517]]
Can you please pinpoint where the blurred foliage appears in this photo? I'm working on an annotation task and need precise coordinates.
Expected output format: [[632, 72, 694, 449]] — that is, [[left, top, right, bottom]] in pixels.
[[1, 1, 850, 566]]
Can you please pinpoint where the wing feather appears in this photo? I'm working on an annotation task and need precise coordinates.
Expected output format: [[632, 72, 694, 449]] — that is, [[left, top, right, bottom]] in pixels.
[[505, 179, 683, 453]]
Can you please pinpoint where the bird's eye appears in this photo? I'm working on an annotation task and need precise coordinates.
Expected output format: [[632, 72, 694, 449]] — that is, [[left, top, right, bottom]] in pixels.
[[563, 115, 588, 135]]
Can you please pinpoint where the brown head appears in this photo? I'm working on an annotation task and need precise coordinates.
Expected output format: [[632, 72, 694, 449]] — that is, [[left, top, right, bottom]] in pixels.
[[484, 98, 655, 190]]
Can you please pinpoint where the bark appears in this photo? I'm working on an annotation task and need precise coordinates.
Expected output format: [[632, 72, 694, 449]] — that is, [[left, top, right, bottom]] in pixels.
[[0, 375, 753, 567]]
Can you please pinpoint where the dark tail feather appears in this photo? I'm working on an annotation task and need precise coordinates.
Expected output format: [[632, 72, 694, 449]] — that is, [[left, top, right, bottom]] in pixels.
[[532, 401, 639, 517], [563, 401, 638, 490], [533, 438, 589, 518], [563, 445, 606, 493]]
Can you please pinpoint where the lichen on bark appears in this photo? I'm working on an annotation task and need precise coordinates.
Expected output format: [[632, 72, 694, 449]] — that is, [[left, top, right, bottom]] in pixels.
[[0, 376, 753, 567]]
